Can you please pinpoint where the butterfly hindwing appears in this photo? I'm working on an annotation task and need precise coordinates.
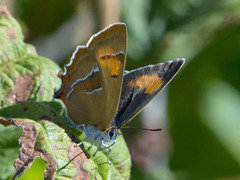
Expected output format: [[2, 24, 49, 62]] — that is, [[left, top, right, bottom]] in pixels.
[[112, 59, 185, 128], [55, 47, 108, 127]]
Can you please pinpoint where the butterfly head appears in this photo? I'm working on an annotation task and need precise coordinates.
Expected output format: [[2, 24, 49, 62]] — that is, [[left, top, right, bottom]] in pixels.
[[83, 125, 120, 150]]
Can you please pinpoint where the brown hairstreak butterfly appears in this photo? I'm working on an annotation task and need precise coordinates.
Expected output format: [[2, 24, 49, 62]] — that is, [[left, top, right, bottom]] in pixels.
[[54, 22, 184, 164]]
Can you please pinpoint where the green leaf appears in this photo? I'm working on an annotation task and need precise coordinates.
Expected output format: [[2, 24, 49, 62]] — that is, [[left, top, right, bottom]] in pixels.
[[17, 158, 46, 180], [0, 5, 61, 108], [0, 125, 22, 180]]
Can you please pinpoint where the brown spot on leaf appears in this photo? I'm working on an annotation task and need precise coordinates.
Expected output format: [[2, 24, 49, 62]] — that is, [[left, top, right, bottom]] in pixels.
[[8, 74, 33, 104], [12, 120, 38, 179]]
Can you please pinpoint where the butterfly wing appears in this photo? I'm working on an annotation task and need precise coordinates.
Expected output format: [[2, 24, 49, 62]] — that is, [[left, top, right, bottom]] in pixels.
[[55, 47, 107, 127], [112, 59, 185, 129], [87, 23, 127, 130], [55, 23, 127, 131]]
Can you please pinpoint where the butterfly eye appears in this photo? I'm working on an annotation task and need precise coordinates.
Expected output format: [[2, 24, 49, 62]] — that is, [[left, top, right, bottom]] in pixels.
[[108, 128, 119, 140], [108, 128, 115, 139]]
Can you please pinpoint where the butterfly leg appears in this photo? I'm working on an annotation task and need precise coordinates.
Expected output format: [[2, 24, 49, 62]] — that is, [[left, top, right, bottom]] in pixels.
[[100, 141, 116, 165], [93, 143, 102, 156], [106, 141, 116, 165], [101, 141, 116, 150], [107, 147, 112, 165], [73, 124, 93, 147], [74, 134, 93, 147], [76, 124, 88, 132], [87, 140, 95, 150]]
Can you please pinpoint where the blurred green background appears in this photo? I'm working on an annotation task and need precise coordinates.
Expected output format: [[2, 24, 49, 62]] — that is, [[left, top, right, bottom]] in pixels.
[[1, 0, 240, 179]]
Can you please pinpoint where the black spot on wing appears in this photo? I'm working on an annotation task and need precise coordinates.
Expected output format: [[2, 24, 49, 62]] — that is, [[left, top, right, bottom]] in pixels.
[[111, 74, 118, 78]]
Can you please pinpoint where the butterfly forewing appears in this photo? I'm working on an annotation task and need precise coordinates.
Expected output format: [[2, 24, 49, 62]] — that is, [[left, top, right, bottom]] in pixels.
[[55, 47, 107, 127], [87, 23, 127, 130], [112, 59, 185, 129]]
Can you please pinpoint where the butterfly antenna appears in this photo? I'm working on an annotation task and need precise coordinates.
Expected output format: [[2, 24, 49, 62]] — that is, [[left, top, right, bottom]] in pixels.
[[57, 152, 83, 172], [120, 127, 162, 131]]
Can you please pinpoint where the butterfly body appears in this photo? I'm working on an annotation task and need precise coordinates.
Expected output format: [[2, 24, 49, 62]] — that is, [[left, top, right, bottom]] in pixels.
[[55, 23, 184, 164], [82, 125, 118, 149]]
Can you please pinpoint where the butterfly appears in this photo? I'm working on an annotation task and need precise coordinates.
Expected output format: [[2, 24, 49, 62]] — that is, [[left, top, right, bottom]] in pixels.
[[54, 22, 184, 164]]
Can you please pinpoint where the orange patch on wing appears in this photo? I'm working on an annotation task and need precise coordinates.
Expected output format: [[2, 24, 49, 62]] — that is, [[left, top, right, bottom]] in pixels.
[[128, 74, 163, 94], [100, 51, 124, 78], [111, 59, 121, 77], [145, 76, 163, 94]]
